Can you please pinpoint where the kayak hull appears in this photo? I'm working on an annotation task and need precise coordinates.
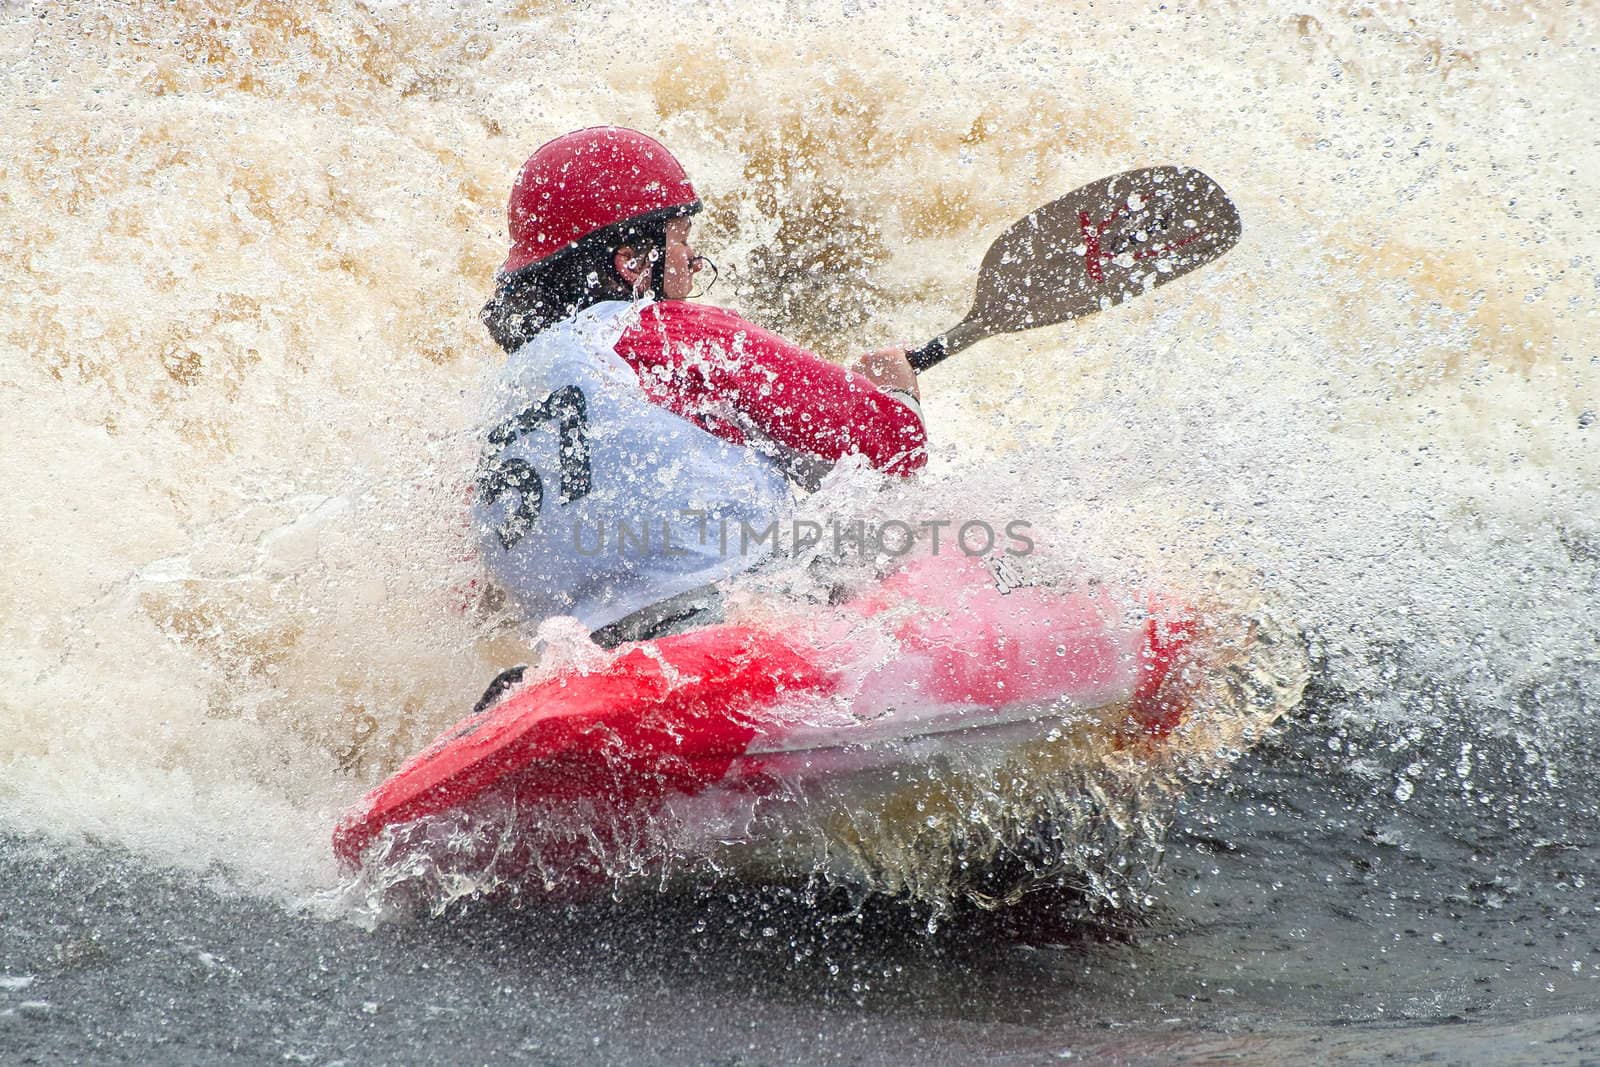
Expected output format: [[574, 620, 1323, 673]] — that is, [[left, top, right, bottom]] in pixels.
[[334, 556, 1197, 904]]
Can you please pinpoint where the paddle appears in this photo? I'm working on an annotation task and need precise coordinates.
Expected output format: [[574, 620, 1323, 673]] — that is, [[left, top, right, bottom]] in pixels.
[[906, 166, 1242, 372]]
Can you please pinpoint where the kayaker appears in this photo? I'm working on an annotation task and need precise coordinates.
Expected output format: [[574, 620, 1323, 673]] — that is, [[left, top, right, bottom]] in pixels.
[[474, 126, 928, 650]]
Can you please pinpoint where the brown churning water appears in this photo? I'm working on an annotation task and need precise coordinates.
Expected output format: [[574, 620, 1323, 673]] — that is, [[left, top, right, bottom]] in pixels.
[[1, 2, 1594, 911]]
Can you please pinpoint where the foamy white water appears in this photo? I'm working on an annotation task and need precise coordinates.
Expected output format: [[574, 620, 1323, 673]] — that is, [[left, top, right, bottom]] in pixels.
[[2, 0, 1595, 906]]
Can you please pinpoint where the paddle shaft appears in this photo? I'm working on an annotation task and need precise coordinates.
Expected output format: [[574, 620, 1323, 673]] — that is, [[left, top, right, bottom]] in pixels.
[[907, 339, 951, 374], [907, 324, 980, 374]]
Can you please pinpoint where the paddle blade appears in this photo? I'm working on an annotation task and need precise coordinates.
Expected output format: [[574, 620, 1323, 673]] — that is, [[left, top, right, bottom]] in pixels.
[[960, 165, 1241, 347]]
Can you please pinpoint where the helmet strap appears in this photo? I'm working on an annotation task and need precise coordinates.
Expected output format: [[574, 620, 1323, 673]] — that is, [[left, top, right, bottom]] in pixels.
[[647, 246, 669, 300], [616, 244, 667, 300]]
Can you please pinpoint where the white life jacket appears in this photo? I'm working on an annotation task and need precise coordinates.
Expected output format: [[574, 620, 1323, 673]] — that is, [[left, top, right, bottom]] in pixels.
[[471, 300, 791, 632]]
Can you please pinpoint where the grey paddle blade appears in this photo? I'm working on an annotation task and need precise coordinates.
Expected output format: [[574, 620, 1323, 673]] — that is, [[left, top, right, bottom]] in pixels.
[[909, 166, 1241, 370]]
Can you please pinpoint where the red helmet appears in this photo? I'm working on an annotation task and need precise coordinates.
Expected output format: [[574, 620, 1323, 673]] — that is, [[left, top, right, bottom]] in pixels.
[[499, 127, 701, 277]]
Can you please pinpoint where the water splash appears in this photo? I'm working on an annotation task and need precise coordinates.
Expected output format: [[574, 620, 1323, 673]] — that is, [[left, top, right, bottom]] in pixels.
[[3, 1, 1593, 906]]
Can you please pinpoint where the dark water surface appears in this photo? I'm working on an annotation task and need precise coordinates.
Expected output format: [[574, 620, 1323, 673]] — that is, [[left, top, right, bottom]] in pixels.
[[6, 710, 1596, 1065]]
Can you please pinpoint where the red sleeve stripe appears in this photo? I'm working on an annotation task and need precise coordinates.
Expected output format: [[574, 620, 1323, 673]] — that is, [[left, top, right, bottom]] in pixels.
[[612, 301, 927, 477]]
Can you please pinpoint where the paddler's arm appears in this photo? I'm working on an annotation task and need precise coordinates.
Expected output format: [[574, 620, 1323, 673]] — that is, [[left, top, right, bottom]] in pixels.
[[617, 301, 928, 478], [849, 346, 922, 425]]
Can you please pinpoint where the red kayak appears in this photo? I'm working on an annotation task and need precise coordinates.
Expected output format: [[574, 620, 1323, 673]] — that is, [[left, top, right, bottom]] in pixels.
[[334, 555, 1195, 901]]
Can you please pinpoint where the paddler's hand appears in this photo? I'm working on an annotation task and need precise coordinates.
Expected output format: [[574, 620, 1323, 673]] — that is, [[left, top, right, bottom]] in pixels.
[[851, 347, 920, 402]]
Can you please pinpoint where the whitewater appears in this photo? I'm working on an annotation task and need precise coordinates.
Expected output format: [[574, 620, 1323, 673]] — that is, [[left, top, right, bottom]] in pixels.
[[3, 0, 1597, 1061]]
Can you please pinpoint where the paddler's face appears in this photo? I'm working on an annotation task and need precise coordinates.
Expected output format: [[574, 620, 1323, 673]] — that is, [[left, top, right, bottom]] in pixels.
[[658, 216, 699, 300]]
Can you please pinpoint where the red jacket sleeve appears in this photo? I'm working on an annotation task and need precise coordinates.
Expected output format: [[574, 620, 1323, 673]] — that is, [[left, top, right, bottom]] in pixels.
[[612, 301, 928, 477]]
